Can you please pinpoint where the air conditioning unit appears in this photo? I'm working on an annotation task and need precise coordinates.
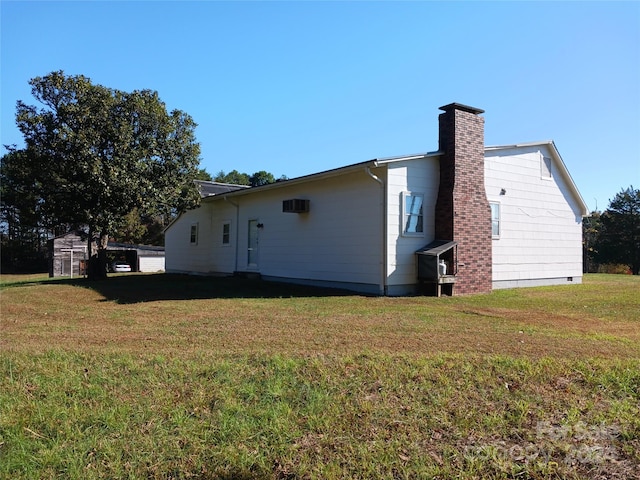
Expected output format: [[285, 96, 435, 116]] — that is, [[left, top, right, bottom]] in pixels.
[[282, 199, 310, 213]]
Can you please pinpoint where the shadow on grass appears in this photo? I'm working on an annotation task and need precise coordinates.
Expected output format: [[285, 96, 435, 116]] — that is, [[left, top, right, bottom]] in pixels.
[[26, 273, 356, 303]]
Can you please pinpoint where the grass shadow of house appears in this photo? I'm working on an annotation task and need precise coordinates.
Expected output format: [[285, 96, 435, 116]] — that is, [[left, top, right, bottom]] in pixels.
[[43, 273, 356, 304]]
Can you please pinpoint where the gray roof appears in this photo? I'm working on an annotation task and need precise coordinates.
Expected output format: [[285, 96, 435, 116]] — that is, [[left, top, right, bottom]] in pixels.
[[194, 180, 249, 198]]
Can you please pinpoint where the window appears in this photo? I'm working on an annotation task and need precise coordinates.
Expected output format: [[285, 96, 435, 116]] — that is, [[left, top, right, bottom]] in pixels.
[[222, 222, 231, 245], [490, 203, 500, 238], [403, 193, 424, 235], [541, 156, 552, 179], [190, 223, 198, 245]]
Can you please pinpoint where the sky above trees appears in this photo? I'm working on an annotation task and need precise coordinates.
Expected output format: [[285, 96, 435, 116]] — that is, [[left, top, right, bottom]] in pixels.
[[2, 1, 639, 212]]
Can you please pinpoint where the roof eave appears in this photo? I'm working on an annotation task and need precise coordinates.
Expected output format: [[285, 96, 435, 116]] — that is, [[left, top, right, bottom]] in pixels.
[[203, 151, 445, 202], [206, 159, 381, 201]]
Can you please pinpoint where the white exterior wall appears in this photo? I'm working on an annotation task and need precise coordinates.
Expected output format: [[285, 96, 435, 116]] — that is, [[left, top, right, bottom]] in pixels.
[[233, 170, 384, 293], [385, 158, 440, 295], [166, 145, 585, 295], [165, 206, 212, 273], [165, 169, 386, 293], [485, 145, 584, 288]]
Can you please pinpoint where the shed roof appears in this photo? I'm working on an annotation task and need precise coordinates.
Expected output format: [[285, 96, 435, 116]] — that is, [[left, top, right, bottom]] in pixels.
[[416, 240, 458, 256]]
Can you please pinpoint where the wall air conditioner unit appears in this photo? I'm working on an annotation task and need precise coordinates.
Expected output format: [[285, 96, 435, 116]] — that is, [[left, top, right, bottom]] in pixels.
[[282, 199, 310, 213]]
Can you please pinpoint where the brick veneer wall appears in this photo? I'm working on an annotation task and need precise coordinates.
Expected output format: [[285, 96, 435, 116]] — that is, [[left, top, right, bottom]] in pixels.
[[435, 103, 492, 294]]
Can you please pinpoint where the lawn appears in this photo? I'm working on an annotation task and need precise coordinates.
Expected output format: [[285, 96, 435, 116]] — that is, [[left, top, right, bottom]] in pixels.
[[1, 273, 638, 479]]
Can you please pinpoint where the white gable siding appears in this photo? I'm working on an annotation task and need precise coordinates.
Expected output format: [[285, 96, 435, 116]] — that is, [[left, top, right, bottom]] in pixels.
[[386, 157, 440, 294], [485, 145, 584, 288]]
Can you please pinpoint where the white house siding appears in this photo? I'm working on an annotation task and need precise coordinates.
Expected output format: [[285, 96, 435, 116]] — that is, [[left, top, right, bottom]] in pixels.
[[485, 145, 584, 289], [165, 207, 215, 274], [209, 201, 239, 274], [385, 157, 440, 295], [228, 170, 386, 294], [166, 169, 386, 294], [165, 201, 240, 275]]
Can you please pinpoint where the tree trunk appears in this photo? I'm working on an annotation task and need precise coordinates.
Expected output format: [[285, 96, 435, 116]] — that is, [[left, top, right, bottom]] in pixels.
[[87, 229, 108, 280]]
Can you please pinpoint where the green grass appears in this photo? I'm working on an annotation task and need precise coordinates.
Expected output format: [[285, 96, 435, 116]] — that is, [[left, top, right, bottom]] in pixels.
[[0, 273, 639, 479]]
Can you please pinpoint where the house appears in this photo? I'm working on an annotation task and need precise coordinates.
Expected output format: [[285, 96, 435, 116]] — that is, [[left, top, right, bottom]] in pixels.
[[164, 103, 588, 295], [49, 232, 165, 277]]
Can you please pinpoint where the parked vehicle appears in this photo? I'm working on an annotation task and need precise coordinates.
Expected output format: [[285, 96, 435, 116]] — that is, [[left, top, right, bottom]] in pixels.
[[111, 261, 132, 273]]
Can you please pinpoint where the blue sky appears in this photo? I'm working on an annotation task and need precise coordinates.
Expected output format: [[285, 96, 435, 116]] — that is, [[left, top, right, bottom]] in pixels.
[[2, 1, 639, 212]]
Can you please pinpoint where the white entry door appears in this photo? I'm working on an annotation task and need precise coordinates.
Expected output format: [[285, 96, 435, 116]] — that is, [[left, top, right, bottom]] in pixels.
[[247, 219, 259, 269]]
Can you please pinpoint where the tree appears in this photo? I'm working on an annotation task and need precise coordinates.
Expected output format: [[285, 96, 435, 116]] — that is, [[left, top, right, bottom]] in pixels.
[[14, 71, 201, 278], [214, 169, 250, 185], [111, 207, 148, 245], [582, 210, 601, 273], [213, 169, 287, 187], [595, 186, 640, 275], [249, 170, 276, 187], [195, 168, 213, 181], [0, 149, 51, 272]]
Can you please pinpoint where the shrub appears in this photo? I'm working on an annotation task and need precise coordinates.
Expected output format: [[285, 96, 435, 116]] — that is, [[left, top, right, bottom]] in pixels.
[[597, 263, 632, 274]]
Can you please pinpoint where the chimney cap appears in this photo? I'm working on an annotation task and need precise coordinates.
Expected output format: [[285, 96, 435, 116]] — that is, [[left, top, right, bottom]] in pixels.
[[439, 103, 484, 115]]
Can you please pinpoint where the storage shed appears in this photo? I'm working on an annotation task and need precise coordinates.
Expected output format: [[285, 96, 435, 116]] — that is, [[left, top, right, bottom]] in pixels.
[[48, 232, 165, 277]]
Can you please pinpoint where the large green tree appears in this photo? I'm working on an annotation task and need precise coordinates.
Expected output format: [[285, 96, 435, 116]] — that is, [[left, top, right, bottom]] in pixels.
[[595, 186, 640, 275], [14, 71, 201, 278]]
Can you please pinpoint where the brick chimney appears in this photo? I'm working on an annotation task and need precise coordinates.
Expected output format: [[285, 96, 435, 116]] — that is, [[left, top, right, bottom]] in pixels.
[[435, 103, 492, 294]]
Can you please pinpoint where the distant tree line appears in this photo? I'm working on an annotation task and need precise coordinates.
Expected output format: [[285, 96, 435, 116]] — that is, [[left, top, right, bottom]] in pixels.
[[212, 169, 288, 187], [583, 186, 639, 275]]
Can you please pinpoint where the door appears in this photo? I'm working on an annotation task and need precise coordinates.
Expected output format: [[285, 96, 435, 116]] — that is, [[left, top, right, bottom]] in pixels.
[[247, 219, 259, 269]]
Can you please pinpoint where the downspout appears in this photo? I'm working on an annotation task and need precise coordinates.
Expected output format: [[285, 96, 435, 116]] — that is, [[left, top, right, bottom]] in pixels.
[[224, 196, 240, 273], [366, 165, 387, 295]]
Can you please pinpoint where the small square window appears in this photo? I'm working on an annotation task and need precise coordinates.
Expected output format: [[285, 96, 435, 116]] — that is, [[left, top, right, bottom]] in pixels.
[[403, 193, 424, 236], [190, 223, 198, 245]]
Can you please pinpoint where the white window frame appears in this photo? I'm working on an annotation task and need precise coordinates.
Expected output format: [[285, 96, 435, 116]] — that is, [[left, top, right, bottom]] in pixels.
[[190, 223, 199, 245], [402, 192, 425, 237], [222, 221, 231, 246], [490, 202, 500, 239]]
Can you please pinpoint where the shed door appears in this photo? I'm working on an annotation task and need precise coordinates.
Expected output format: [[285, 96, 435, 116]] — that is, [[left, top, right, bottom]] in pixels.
[[247, 219, 259, 269]]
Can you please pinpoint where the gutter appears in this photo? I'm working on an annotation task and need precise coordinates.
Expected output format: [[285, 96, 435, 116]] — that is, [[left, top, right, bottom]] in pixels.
[[365, 166, 387, 296], [224, 195, 240, 272]]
